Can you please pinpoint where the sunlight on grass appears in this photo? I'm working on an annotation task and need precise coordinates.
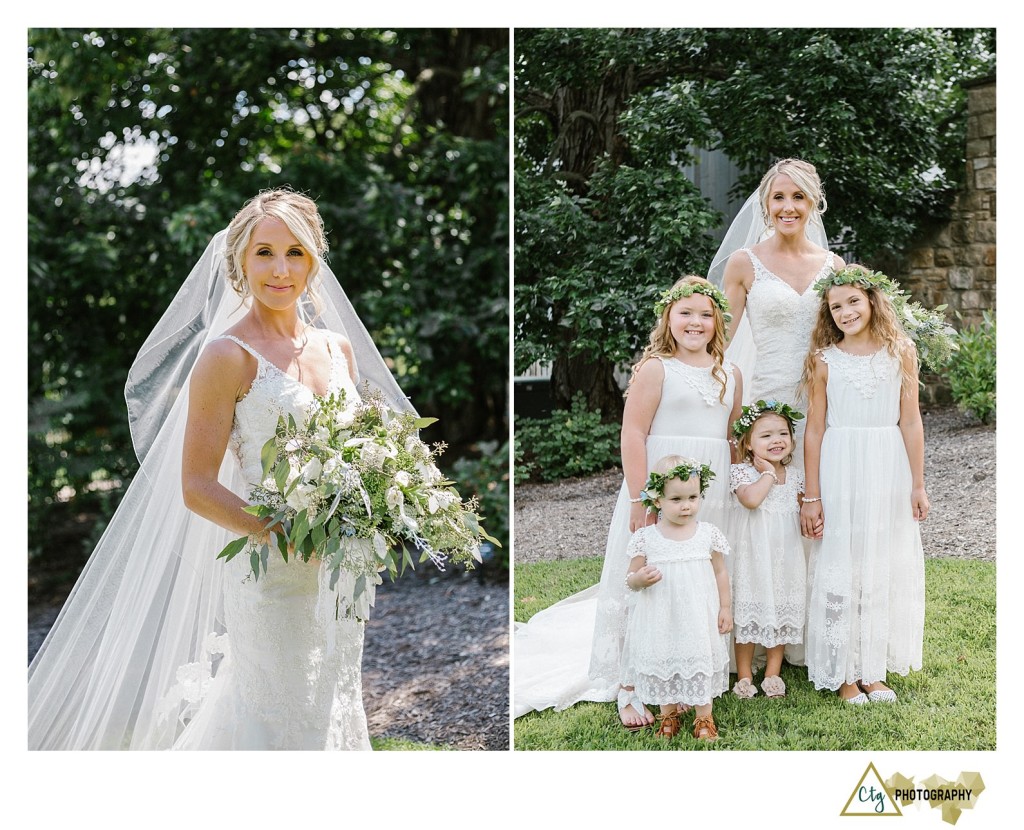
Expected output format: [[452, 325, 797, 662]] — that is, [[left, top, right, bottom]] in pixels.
[[514, 557, 995, 751]]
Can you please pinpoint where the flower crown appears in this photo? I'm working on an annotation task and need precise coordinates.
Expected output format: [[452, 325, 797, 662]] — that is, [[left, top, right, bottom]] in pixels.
[[813, 265, 959, 372], [732, 399, 805, 438], [640, 461, 716, 508], [812, 265, 897, 296], [654, 282, 732, 324]]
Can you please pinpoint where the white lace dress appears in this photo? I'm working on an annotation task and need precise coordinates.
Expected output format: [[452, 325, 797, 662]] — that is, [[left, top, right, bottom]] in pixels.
[[513, 358, 734, 716], [620, 522, 731, 706], [729, 463, 805, 648], [741, 248, 831, 467], [171, 334, 373, 750], [805, 346, 925, 691]]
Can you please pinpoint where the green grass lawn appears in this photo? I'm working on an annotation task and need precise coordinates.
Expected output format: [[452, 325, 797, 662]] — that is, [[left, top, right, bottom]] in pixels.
[[514, 557, 995, 751], [372, 737, 450, 750]]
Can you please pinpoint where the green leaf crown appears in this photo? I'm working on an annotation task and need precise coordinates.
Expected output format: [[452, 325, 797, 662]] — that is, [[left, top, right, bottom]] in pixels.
[[640, 461, 716, 508], [812, 265, 898, 296], [813, 265, 959, 372], [731, 398, 805, 437], [654, 282, 732, 324]]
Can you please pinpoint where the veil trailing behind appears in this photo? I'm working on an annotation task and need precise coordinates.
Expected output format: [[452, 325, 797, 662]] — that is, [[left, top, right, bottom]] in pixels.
[[28, 230, 411, 749], [513, 191, 830, 719]]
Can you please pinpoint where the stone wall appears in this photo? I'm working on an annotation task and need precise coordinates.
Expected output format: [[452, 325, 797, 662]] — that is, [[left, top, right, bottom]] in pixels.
[[887, 77, 996, 327], [881, 76, 995, 403]]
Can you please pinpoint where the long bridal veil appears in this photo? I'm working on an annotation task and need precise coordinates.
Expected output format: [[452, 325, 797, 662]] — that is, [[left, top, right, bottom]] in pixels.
[[28, 230, 410, 749]]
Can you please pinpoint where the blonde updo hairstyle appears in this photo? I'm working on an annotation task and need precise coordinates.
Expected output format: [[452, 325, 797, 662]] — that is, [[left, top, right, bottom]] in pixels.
[[629, 275, 729, 402], [224, 188, 329, 318], [757, 158, 828, 226]]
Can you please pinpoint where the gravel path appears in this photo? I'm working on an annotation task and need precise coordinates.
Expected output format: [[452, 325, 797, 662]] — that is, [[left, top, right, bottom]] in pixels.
[[514, 405, 995, 564], [28, 571, 509, 751]]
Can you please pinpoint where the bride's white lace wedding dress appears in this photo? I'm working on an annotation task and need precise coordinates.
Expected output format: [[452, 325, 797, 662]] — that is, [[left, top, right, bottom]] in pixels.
[[170, 335, 373, 750]]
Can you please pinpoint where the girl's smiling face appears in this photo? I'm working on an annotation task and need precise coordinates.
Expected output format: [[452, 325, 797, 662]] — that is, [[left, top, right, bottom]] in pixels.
[[827, 285, 872, 338], [668, 293, 715, 356], [748, 413, 794, 466], [656, 475, 702, 526]]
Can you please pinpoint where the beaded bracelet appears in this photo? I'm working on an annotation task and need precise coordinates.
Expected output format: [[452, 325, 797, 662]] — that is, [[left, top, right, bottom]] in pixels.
[[801, 496, 821, 503], [759, 469, 779, 484], [625, 572, 640, 591]]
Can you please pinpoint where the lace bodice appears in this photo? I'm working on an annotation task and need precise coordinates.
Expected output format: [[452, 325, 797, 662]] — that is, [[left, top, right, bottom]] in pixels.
[[649, 358, 735, 439], [627, 522, 730, 566], [220, 334, 358, 487], [819, 345, 903, 428], [729, 462, 804, 516], [742, 248, 831, 405]]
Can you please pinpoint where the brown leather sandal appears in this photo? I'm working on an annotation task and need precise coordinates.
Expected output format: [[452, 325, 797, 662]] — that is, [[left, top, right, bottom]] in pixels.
[[655, 709, 682, 738], [692, 714, 718, 741]]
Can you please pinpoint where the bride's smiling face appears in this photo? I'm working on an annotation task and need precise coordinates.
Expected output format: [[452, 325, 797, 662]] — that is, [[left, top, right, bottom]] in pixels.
[[243, 217, 314, 310], [767, 173, 810, 236]]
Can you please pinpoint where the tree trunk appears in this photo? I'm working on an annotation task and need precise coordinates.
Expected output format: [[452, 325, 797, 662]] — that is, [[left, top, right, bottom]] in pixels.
[[550, 352, 624, 422]]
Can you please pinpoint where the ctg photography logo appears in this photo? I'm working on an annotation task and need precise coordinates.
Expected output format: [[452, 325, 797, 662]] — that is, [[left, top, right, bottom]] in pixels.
[[842, 763, 903, 816], [840, 764, 985, 825]]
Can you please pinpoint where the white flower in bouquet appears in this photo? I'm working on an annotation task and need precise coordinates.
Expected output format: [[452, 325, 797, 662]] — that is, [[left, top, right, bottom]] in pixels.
[[285, 481, 317, 513], [385, 486, 404, 509], [301, 457, 322, 482], [405, 435, 429, 458], [417, 461, 442, 485], [360, 442, 387, 470], [394, 470, 411, 488]]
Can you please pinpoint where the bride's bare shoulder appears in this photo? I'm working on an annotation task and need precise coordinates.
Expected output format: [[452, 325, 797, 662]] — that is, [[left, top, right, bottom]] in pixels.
[[723, 248, 755, 289]]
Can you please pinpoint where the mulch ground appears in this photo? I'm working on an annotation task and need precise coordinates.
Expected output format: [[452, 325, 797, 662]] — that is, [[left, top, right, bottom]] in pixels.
[[28, 569, 510, 751]]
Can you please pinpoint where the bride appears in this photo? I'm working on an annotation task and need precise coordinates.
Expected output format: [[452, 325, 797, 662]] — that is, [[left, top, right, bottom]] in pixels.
[[514, 159, 841, 723], [29, 189, 411, 750], [711, 158, 844, 471]]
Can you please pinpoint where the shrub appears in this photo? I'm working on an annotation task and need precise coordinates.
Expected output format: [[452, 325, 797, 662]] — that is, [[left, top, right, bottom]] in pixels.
[[515, 394, 620, 482], [948, 311, 996, 424]]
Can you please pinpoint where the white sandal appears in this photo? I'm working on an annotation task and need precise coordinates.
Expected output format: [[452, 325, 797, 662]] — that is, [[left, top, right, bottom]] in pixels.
[[617, 687, 652, 731], [732, 677, 758, 699]]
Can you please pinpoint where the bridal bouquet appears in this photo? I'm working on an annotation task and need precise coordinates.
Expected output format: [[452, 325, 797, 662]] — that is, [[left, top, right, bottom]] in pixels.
[[216, 389, 496, 614]]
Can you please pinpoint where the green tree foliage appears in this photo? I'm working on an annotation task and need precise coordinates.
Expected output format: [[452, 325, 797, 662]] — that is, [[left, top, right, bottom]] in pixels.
[[515, 27, 994, 415], [28, 28, 508, 576]]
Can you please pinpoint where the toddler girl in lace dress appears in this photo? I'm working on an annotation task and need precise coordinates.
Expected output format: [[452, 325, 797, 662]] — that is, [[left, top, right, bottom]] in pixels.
[[620, 455, 733, 741], [801, 265, 928, 704], [729, 400, 806, 700]]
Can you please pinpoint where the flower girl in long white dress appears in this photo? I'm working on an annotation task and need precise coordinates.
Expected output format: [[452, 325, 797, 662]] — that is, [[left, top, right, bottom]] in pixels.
[[801, 265, 929, 704]]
